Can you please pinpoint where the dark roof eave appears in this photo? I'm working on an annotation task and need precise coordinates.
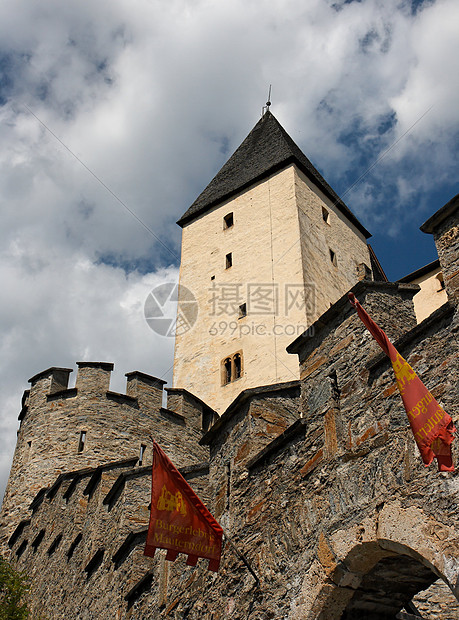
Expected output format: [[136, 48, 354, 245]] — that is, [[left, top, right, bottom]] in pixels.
[[178, 158, 371, 238], [398, 259, 440, 283], [420, 192, 459, 234]]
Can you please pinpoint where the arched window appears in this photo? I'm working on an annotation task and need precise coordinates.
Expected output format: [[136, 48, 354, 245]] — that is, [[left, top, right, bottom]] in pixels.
[[224, 358, 232, 385], [234, 353, 242, 379], [221, 352, 243, 385]]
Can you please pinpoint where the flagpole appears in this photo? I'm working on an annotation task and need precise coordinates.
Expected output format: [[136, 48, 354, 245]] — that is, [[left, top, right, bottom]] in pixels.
[[222, 532, 260, 586]]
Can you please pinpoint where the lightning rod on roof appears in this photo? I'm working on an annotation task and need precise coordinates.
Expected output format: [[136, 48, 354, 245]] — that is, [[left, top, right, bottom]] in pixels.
[[262, 85, 272, 116]]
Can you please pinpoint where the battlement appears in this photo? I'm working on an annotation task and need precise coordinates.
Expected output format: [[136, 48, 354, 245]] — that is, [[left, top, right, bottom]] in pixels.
[[25, 363, 168, 414]]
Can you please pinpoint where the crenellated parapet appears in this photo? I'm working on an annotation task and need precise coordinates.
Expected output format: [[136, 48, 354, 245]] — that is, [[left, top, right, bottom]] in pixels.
[[0, 363, 209, 547]]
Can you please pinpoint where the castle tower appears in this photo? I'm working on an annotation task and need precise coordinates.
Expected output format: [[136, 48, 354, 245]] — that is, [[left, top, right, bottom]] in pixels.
[[0, 362, 207, 545], [173, 111, 372, 413]]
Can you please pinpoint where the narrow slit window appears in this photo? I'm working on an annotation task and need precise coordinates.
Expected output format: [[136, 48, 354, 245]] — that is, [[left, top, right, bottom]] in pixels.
[[223, 212, 234, 229], [225, 462, 231, 510], [139, 444, 146, 466], [25, 440, 32, 463], [78, 431, 86, 453], [225, 253, 232, 269], [234, 353, 242, 380], [322, 207, 330, 224], [125, 572, 153, 610], [329, 249, 337, 267], [224, 358, 232, 385], [238, 303, 247, 318]]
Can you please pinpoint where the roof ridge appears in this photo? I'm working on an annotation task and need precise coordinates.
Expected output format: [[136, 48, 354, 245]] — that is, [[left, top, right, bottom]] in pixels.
[[177, 111, 370, 238]]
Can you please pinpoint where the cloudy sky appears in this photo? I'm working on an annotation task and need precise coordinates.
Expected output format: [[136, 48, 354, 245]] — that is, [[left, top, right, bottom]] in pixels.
[[1, 0, 458, 497]]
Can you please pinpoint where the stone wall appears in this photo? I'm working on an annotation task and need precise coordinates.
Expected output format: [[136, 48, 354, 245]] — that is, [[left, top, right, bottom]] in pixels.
[[7, 458, 210, 619], [5, 276, 458, 619], [157, 282, 459, 619], [422, 193, 459, 305], [2, 199, 459, 619]]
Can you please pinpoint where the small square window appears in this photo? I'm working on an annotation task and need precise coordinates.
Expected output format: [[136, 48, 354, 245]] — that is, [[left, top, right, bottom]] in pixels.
[[322, 207, 330, 224], [78, 431, 86, 453], [211, 275, 215, 281], [225, 253, 232, 269], [238, 303, 247, 318], [223, 213, 234, 229], [138, 444, 146, 466], [329, 249, 337, 266]]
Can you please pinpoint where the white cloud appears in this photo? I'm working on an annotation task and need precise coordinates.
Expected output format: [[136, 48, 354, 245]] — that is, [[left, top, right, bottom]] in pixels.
[[0, 251, 178, 497]]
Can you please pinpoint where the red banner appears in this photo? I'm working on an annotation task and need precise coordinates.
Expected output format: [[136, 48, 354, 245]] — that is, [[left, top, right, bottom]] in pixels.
[[349, 293, 455, 472], [144, 441, 223, 572]]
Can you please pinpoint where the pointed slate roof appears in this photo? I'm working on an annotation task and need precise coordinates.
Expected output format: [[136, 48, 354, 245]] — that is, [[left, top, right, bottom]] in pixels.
[[177, 111, 371, 238]]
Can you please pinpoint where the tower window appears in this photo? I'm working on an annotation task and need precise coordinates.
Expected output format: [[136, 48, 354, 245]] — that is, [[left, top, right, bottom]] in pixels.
[[211, 275, 215, 281], [67, 533, 82, 560], [223, 213, 234, 229], [238, 303, 247, 318], [78, 431, 86, 453], [32, 529, 45, 553], [139, 444, 146, 466], [329, 249, 337, 267], [225, 253, 232, 269], [436, 273, 445, 291], [221, 352, 243, 385], [322, 207, 330, 224], [85, 548, 105, 580], [223, 358, 232, 385], [234, 353, 242, 379], [125, 572, 154, 610], [16, 540, 27, 558]]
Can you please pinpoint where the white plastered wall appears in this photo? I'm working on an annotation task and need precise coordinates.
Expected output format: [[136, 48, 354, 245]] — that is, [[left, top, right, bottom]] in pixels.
[[174, 165, 371, 414]]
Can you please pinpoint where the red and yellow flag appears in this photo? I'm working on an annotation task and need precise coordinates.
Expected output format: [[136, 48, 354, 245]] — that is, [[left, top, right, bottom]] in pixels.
[[349, 293, 455, 472], [144, 441, 223, 571]]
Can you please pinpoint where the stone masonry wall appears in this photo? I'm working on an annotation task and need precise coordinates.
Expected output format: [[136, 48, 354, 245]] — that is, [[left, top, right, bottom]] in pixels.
[[430, 203, 459, 305], [7, 458, 210, 619], [2, 201, 459, 619], [154, 282, 459, 619], [3, 282, 459, 619]]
